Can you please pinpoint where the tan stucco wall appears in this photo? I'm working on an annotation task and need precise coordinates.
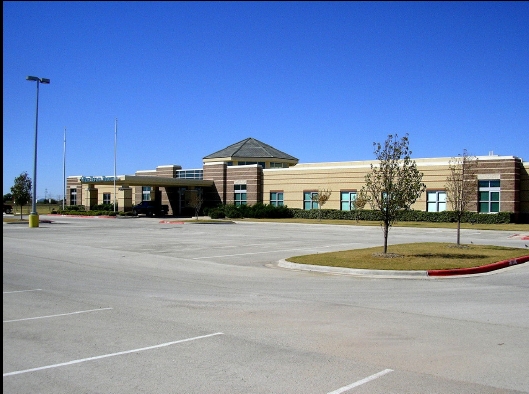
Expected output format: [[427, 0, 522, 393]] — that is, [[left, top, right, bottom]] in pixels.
[[263, 156, 526, 214]]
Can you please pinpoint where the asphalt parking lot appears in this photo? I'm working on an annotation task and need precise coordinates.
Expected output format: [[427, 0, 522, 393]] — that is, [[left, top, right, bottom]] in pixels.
[[3, 216, 529, 393]]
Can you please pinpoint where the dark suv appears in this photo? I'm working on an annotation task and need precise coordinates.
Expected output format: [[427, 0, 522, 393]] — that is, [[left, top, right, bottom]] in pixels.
[[132, 201, 168, 217]]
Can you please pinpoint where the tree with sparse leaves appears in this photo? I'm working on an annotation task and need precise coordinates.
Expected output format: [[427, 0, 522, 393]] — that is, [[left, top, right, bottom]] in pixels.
[[351, 189, 368, 222], [445, 150, 478, 246], [11, 172, 32, 220], [187, 189, 204, 220], [311, 188, 332, 221], [360, 134, 426, 254]]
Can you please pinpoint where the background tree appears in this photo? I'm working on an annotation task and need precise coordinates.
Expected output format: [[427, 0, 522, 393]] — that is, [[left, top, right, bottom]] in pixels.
[[351, 189, 368, 222], [360, 134, 426, 254], [3, 193, 13, 203], [187, 189, 203, 220], [311, 188, 332, 221], [10, 172, 32, 219], [445, 150, 478, 246]]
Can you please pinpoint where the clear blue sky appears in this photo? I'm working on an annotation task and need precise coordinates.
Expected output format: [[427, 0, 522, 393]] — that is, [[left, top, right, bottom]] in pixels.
[[3, 1, 528, 200]]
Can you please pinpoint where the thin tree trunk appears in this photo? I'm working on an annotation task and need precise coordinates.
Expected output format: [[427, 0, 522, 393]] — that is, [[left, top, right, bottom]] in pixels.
[[383, 222, 389, 254], [457, 219, 461, 245]]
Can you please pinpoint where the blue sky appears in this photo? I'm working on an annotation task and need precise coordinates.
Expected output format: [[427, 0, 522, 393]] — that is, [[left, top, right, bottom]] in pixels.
[[3, 1, 528, 200]]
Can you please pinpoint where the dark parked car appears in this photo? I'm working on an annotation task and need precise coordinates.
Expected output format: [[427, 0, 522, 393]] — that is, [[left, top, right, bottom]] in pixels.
[[132, 201, 168, 217], [3, 203, 13, 214]]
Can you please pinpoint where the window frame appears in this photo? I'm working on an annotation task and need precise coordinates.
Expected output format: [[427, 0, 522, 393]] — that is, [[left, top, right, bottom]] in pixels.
[[234, 183, 247, 206], [270, 191, 284, 207], [303, 191, 319, 210], [69, 188, 77, 206], [102, 193, 111, 205], [426, 190, 447, 212], [340, 190, 357, 211], [478, 180, 500, 213], [142, 186, 151, 201]]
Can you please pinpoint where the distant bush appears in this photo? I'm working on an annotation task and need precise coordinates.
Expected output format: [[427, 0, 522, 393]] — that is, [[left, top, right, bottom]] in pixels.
[[206, 203, 293, 219], [290, 208, 514, 224]]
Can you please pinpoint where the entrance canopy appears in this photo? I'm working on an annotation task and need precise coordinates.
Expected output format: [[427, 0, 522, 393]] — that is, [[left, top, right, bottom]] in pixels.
[[79, 175, 214, 188]]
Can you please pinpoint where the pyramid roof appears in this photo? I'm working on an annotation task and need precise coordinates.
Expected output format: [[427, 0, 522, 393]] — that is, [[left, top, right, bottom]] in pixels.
[[203, 138, 298, 161]]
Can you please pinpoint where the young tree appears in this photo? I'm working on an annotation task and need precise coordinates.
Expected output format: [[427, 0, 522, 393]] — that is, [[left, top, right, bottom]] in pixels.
[[187, 189, 203, 220], [351, 189, 368, 222], [311, 188, 332, 221], [445, 150, 478, 246], [10, 172, 32, 220], [361, 134, 426, 254]]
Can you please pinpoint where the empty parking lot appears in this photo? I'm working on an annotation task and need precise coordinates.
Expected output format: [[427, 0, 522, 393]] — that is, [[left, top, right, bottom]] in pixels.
[[3, 216, 529, 393]]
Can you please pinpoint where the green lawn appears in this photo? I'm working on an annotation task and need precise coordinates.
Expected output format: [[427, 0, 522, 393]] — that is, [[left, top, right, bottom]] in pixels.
[[286, 243, 528, 271]]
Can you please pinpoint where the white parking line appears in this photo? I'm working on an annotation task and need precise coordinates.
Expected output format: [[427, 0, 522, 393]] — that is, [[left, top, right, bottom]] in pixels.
[[3, 308, 113, 323], [3, 332, 224, 377], [193, 243, 358, 259], [3, 289, 42, 294], [327, 369, 393, 393]]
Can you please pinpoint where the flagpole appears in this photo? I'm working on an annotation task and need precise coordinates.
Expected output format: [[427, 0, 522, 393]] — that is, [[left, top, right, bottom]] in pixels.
[[63, 127, 66, 210], [114, 118, 117, 212]]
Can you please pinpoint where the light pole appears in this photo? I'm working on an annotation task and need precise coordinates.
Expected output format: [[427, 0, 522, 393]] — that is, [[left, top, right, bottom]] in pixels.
[[63, 127, 66, 210], [114, 118, 117, 212], [26, 75, 50, 228]]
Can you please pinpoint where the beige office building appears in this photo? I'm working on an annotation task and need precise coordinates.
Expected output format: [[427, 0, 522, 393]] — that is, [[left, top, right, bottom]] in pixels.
[[67, 137, 529, 223]]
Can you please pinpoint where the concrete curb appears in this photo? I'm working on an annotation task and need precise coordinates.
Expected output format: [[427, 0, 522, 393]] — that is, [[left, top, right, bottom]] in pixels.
[[427, 255, 529, 276], [278, 255, 529, 278]]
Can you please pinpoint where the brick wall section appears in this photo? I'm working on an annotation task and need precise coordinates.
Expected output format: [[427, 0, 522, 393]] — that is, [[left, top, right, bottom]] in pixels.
[[203, 163, 227, 206], [520, 162, 529, 223], [476, 158, 520, 214], [225, 165, 263, 205]]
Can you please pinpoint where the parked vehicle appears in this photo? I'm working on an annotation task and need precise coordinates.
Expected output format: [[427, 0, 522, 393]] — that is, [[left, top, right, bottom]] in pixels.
[[3, 203, 13, 214], [132, 201, 168, 217]]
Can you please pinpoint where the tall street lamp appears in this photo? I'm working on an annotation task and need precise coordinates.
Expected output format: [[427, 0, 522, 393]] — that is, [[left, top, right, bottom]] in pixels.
[[26, 75, 50, 228]]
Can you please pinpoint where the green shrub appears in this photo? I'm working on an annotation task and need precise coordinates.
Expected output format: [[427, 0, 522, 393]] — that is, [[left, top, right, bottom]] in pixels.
[[289, 208, 514, 223], [209, 208, 226, 219]]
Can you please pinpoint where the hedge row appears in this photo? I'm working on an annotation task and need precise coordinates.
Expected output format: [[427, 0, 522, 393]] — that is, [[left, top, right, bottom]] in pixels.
[[204, 203, 293, 219], [205, 204, 514, 224], [291, 208, 514, 224]]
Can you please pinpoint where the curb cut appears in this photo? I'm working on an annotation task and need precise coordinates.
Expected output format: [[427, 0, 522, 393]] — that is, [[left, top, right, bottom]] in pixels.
[[278, 255, 529, 278]]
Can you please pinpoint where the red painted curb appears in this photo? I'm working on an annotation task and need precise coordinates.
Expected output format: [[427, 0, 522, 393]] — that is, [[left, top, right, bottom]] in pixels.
[[427, 255, 529, 276]]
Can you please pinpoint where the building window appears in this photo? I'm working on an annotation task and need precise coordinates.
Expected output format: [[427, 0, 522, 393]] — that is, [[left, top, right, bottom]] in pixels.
[[175, 169, 203, 179], [234, 184, 247, 206], [427, 191, 447, 212], [69, 188, 77, 206], [270, 192, 284, 207], [340, 191, 357, 211], [142, 186, 151, 201], [478, 180, 500, 213], [303, 191, 319, 210], [270, 162, 287, 168], [103, 193, 111, 205], [237, 161, 265, 167]]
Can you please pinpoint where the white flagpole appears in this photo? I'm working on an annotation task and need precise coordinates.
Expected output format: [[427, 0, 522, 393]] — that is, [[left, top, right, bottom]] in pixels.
[[63, 127, 66, 210], [114, 118, 117, 212]]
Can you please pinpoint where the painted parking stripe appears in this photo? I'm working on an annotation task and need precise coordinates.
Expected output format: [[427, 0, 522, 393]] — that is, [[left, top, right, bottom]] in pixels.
[[3, 332, 224, 377], [327, 369, 393, 394], [3, 308, 113, 323], [3, 289, 42, 294], [193, 243, 359, 259]]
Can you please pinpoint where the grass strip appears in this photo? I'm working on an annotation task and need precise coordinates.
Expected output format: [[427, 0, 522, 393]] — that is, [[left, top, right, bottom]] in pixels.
[[286, 243, 529, 271]]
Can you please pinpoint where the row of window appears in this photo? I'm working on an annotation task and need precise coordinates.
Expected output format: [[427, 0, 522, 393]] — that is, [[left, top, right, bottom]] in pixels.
[[69, 180, 501, 214], [269, 180, 501, 213]]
